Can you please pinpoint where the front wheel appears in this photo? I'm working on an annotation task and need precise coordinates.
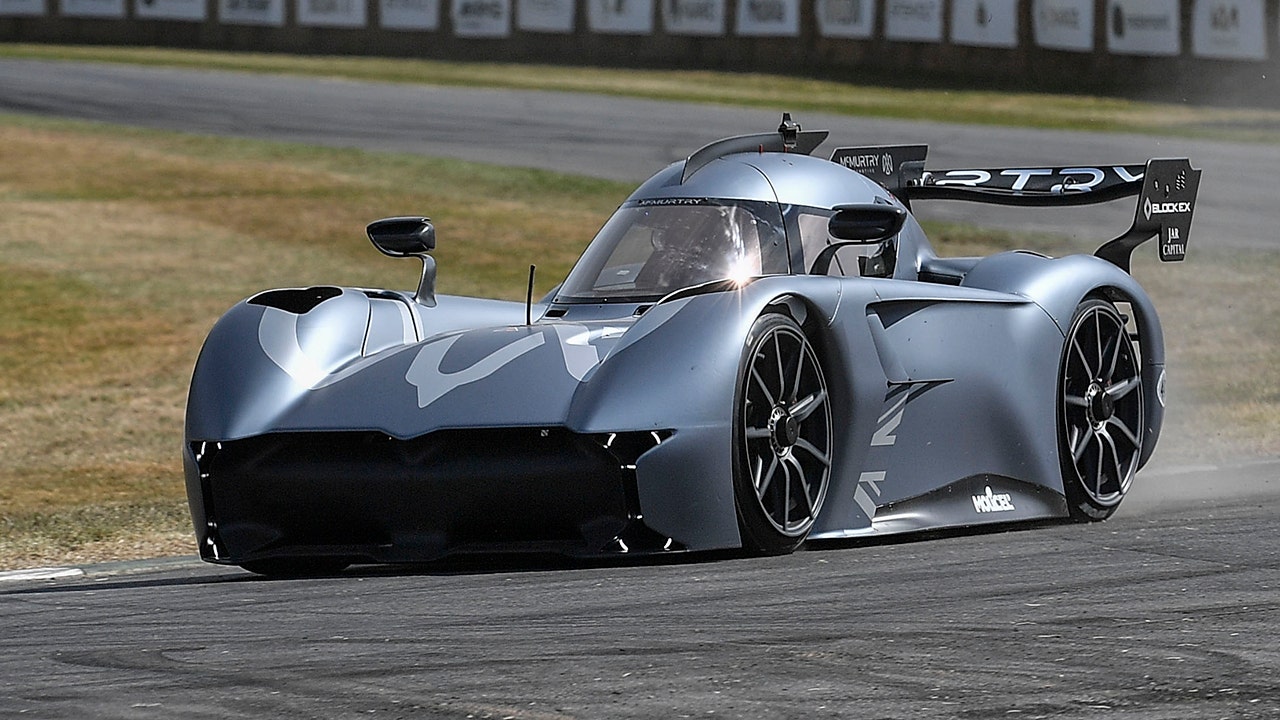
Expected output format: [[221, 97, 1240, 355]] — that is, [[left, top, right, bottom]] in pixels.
[[1059, 298, 1143, 521], [733, 312, 833, 554]]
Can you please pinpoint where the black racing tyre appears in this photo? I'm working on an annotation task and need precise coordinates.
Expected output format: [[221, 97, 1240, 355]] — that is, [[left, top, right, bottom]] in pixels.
[[733, 312, 833, 554], [240, 557, 350, 578], [1058, 297, 1144, 521]]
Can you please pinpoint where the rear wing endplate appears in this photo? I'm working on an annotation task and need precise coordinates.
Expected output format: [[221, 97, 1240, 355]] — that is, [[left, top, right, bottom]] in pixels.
[[1095, 158, 1201, 272], [829, 145, 1201, 272]]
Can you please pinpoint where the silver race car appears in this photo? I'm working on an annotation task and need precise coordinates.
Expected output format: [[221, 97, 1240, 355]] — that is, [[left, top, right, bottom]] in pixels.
[[184, 115, 1200, 576]]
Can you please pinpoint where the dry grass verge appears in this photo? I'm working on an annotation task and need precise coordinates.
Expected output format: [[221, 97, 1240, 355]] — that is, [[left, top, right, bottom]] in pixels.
[[0, 116, 1275, 570], [0, 116, 616, 568]]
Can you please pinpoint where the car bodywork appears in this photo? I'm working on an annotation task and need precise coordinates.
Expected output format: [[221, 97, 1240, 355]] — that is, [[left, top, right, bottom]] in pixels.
[[184, 115, 1200, 574]]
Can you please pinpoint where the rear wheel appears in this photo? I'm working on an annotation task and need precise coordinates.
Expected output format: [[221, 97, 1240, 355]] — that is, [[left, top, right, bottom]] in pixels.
[[1059, 298, 1143, 521], [733, 312, 832, 554]]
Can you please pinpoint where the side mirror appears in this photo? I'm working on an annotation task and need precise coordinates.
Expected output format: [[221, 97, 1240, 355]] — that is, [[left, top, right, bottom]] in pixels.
[[368, 216, 436, 257], [810, 204, 908, 275], [827, 203, 907, 242], [367, 216, 437, 307]]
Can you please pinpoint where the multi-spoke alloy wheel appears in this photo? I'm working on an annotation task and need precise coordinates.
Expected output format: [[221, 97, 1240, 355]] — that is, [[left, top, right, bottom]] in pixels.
[[734, 312, 832, 553], [1059, 298, 1143, 520]]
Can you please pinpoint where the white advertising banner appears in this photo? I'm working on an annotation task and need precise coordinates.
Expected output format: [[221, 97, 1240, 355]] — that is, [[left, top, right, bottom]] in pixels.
[[60, 0, 123, 16], [736, 0, 798, 36], [221, 0, 285, 25], [380, 0, 439, 28], [517, 0, 572, 31], [453, 0, 511, 36], [951, 0, 1018, 47], [663, 0, 724, 35], [1033, 0, 1094, 51], [0, 0, 45, 15], [135, 0, 207, 20], [884, 0, 942, 42], [297, 0, 366, 26], [1192, 0, 1266, 60], [1106, 0, 1180, 56], [588, 0, 652, 33], [816, 0, 874, 38]]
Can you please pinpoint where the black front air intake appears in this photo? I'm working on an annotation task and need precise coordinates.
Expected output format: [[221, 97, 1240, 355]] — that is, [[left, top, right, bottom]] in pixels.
[[194, 428, 670, 563]]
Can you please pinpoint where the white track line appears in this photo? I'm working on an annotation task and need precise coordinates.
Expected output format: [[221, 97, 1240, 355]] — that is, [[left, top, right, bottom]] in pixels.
[[0, 567, 85, 583]]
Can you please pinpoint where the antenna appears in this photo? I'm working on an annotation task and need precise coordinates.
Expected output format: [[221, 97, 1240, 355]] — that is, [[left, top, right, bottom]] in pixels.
[[525, 264, 536, 325], [778, 112, 800, 150]]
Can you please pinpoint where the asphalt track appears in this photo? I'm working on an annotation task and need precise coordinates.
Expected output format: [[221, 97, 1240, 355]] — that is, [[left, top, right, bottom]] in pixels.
[[1, 59, 1279, 249], [1, 60, 1278, 718], [1, 461, 1277, 718]]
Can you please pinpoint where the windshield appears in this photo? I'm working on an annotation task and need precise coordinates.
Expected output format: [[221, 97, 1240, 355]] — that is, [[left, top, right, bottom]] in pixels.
[[556, 199, 789, 302]]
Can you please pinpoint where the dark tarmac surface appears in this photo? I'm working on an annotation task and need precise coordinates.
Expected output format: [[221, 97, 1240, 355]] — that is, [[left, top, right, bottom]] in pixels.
[[0, 60, 1278, 718], [1, 461, 1277, 718]]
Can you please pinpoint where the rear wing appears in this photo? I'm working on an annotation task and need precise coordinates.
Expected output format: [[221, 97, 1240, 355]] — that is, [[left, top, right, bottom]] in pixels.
[[830, 145, 1201, 272]]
